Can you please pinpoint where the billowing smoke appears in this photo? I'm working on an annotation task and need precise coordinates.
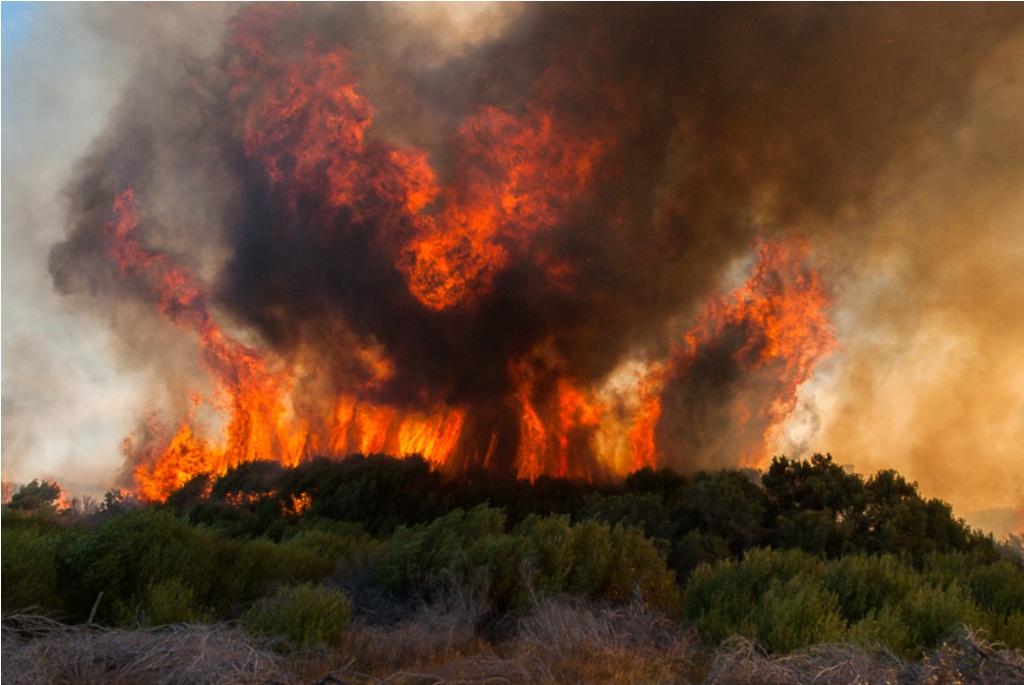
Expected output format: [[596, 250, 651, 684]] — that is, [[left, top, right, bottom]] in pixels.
[[808, 31, 1024, 531], [6, 4, 1023, 530]]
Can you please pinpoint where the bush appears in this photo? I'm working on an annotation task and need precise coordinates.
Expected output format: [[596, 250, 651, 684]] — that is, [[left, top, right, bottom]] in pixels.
[[52, 508, 349, 625], [823, 554, 916, 623], [144, 577, 206, 625], [1, 514, 69, 614], [753, 575, 847, 652], [671, 528, 730, 577], [684, 548, 840, 649], [567, 519, 614, 595], [377, 506, 681, 616], [903, 582, 985, 648], [685, 548, 822, 643], [229, 536, 338, 601], [967, 560, 1024, 612], [377, 505, 507, 599], [985, 611, 1024, 650], [57, 509, 221, 623], [847, 604, 915, 656], [515, 514, 576, 596], [684, 547, 1021, 657], [280, 526, 385, 581], [242, 583, 351, 648], [605, 524, 682, 617]]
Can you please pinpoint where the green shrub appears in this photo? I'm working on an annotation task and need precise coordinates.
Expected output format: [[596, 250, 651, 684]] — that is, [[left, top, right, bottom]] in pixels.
[[231, 536, 335, 600], [605, 524, 682, 617], [684, 547, 1020, 656], [684, 558, 753, 643], [282, 528, 360, 561], [469, 530, 529, 610], [990, 611, 1024, 649], [753, 574, 847, 652], [823, 554, 916, 622], [515, 514, 575, 596], [685, 547, 824, 644], [144, 577, 206, 625], [967, 560, 1024, 613], [848, 604, 915, 656], [377, 506, 680, 616], [567, 519, 614, 595], [685, 548, 849, 650], [903, 582, 985, 648], [57, 509, 222, 623], [1, 516, 67, 613], [377, 505, 506, 598], [921, 551, 974, 588], [242, 583, 351, 647], [53, 508, 348, 624], [7, 479, 63, 514], [671, 528, 730, 576]]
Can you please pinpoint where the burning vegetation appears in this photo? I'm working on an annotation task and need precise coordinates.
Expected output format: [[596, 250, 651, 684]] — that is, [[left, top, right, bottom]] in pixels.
[[49, 4, 843, 502], [8, 5, 1024, 682], [44, 4, 1024, 508]]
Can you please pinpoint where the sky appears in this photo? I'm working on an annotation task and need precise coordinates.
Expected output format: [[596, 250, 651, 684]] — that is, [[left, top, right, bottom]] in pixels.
[[2, 3, 1023, 537], [3, 2, 139, 496]]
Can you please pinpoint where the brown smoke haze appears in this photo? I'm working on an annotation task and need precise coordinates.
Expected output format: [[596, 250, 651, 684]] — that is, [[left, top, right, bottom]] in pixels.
[[807, 31, 1024, 532], [2, 4, 1022, 535]]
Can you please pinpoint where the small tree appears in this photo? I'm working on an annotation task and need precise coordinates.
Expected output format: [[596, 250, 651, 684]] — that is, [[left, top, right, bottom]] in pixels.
[[8, 479, 62, 513]]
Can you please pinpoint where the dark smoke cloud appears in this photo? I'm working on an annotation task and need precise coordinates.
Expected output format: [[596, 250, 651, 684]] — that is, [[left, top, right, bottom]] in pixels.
[[26, 4, 1024, 520]]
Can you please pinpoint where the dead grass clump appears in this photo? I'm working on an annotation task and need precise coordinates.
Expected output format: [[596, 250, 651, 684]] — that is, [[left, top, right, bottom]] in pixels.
[[517, 595, 690, 654], [1, 612, 294, 685], [919, 625, 1024, 685], [511, 596, 702, 684], [704, 625, 1024, 685], [326, 595, 701, 684], [339, 588, 490, 675], [704, 636, 901, 685]]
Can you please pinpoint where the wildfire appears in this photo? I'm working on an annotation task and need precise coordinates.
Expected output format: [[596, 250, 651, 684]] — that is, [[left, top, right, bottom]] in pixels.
[[509, 352, 607, 481], [230, 10, 619, 313], [107, 190, 467, 500], [399, 67, 617, 310], [100, 6, 838, 501], [655, 238, 838, 470]]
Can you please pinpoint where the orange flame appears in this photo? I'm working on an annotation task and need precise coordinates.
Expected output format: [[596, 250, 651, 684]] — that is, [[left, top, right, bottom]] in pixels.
[[111, 186, 833, 497], [628, 363, 665, 472], [399, 84, 616, 310], [670, 237, 838, 468], [105, 10, 837, 500], [230, 14, 618, 311], [108, 190, 465, 501]]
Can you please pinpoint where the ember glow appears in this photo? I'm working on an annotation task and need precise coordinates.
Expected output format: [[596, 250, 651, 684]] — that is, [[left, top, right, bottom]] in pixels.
[[6, 4, 1024, 532]]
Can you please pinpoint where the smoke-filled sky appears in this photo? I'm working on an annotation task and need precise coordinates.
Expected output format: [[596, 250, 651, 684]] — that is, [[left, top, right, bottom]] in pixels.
[[3, 3, 1023, 536]]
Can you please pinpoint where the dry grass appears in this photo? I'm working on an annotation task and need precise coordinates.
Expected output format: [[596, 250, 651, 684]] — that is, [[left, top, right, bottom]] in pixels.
[[1, 612, 294, 685], [330, 594, 702, 684], [704, 626, 1024, 685], [5, 609, 1023, 685], [337, 586, 492, 677], [509, 596, 703, 683]]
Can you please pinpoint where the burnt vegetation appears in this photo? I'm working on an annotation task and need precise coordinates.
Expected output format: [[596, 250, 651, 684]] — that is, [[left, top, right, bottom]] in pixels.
[[3, 455, 1023, 684]]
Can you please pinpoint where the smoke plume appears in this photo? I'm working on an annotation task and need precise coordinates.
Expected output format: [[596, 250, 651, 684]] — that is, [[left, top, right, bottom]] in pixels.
[[5, 4, 1023, 529]]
